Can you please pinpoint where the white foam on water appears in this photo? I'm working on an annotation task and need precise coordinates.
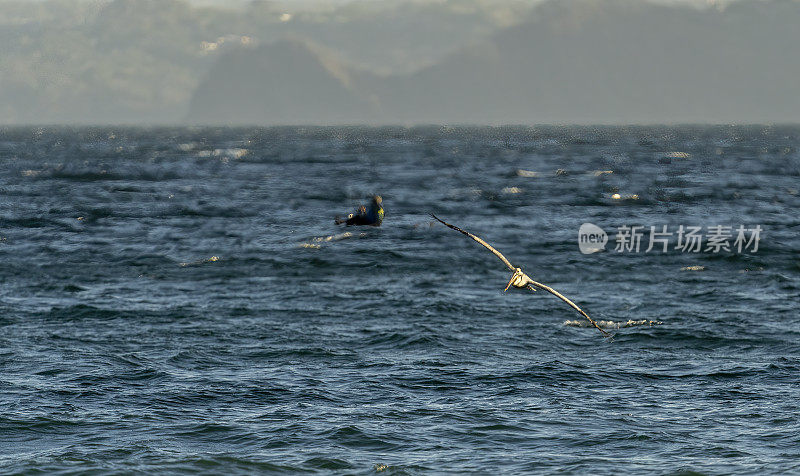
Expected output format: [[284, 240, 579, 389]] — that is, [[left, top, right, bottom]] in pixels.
[[564, 319, 662, 329], [298, 231, 366, 248]]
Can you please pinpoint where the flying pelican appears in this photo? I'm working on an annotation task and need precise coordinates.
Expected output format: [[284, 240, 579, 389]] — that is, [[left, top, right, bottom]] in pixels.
[[430, 214, 610, 337]]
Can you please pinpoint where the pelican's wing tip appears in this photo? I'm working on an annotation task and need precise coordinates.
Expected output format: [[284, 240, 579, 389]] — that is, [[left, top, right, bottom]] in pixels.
[[430, 213, 446, 225]]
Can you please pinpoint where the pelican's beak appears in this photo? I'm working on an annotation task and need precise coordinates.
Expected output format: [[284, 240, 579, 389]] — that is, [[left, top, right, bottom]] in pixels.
[[504, 273, 516, 292]]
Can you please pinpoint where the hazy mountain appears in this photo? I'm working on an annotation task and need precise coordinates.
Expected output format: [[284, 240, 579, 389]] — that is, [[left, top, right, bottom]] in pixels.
[[3, 0, 799, 124], [384, 0, 800, 124], [187, 40, 377, 124], [188, 0, 800, 124], [0, 0, 530, 124]]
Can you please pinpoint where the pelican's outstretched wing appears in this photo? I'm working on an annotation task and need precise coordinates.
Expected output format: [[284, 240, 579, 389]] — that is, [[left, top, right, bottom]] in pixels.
[[526, 280, 610, 337], [430, 214, 609, 337], [430, 214, 515, 271]]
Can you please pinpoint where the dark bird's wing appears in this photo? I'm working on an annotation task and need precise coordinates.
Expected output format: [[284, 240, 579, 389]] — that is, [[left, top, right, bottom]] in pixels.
[[430, 214, 515, 271], [526, 280, 610, 337]]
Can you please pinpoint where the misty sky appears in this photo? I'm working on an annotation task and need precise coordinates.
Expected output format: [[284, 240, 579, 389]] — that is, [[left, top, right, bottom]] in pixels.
[[3, 0, 730, 7]]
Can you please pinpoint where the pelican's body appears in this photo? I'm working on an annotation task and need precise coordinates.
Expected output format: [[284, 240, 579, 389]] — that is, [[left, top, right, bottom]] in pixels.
[[505, 268, 535, 291], [431, 214, 610, 337]]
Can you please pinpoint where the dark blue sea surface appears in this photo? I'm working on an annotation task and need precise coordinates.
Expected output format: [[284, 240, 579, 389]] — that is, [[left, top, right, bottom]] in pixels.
[[1, 126, 799, 474]]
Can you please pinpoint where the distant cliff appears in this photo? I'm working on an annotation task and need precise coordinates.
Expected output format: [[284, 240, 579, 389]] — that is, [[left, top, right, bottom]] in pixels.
[[187, 0, 800, 125], [0, 0, 525, 124], [187, 40, 379, 124]]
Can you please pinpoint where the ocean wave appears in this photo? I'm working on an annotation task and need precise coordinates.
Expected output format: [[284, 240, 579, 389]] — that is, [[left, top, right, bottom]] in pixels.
[[3, 126, 800, 474]]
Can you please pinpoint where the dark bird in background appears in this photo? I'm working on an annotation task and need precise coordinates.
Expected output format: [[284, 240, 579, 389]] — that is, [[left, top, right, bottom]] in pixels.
[[336, 195, 384, 226]]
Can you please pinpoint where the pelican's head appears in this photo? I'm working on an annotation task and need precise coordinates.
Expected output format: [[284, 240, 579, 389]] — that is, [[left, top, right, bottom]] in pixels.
[[504, 268, 529, 292], [372, 195, 383, 207]]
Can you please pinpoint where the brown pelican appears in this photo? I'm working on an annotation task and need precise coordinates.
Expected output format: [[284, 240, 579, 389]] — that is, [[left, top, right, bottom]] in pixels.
[[431, 214, 610, 337]]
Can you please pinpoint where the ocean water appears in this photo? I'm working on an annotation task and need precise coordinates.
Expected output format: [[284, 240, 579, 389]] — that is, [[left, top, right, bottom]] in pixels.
[[1, 125, 799, 475]]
